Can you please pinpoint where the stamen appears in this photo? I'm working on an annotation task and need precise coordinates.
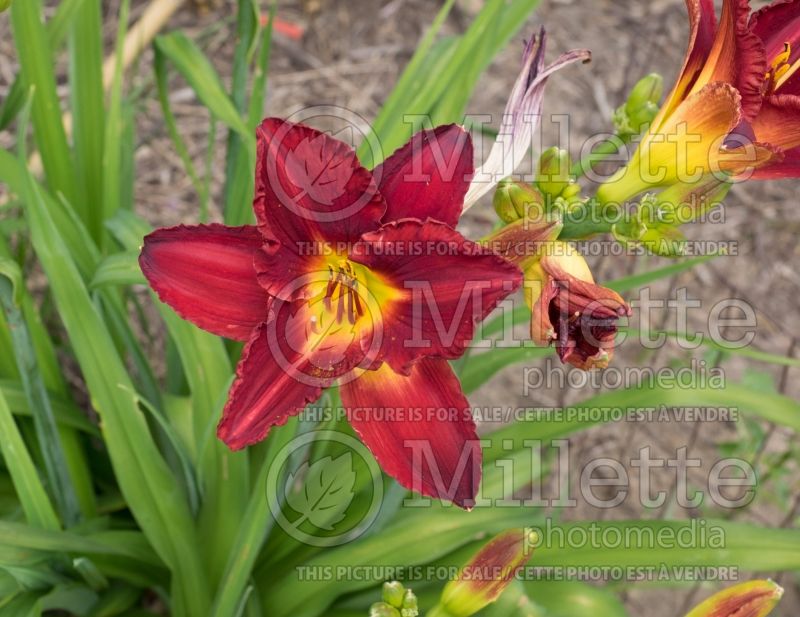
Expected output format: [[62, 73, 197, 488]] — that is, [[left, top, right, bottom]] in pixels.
[[336, 274, 346, 324], [352, 280, 364, 319], [323, 260, 365, 325], [776, 56, 800, 90], [346, 285, 356, 324], [766, 42, 798, 93], [324, 265, 337, 311]]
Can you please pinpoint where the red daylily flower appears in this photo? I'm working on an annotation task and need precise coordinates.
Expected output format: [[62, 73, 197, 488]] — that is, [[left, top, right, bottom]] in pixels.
[[597, 0, 781, 203], [652, 0, 800, 182], [748, 0, 800, 178], [140, 118, 522, 508]]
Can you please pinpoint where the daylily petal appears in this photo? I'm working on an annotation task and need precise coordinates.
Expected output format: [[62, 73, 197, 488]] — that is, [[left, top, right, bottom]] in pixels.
[[648, 0, 718, 131], [218, 300, 365, 449], [690, 0, 765, 121], [253, 239, 325, 302], [351, 219, 522, 372], [341, 359, 481, 508], [751, 95, 800, 150], [374, 125, 473, 227], [719, 140, 783, 178], [139, 224, 268, 341], [751, 146, 800, 179], [254, 117, 386, 249]]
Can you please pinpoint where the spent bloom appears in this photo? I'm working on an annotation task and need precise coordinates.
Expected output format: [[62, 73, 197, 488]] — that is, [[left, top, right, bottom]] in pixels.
[[463, 29, 590, 208], [525, 242, 631, 370], [140, 118, 522, 508]]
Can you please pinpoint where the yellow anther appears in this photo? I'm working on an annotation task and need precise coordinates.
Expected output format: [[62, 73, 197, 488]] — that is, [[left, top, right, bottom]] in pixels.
[[767, 42, 800, 92], [773, 42, 792, 69]]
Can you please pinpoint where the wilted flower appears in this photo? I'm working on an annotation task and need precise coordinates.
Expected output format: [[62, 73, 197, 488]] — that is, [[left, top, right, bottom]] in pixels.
[[464, 29, 590, 208], [140, 118, 522, 508], [526, 242, 631, 370], [684, 579, 783, 617]]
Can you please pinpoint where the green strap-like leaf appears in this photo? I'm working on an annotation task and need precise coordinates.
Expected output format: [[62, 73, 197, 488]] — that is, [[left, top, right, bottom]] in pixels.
[[0, 389, 60, 530], [17, 102, 211, 616], [0, 265, 82, 526]]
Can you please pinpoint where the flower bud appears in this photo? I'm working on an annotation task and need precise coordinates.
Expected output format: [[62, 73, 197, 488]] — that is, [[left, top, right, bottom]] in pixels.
[[402, 589, 419, 615], [439, 529, 538, 617], [560, 181, 582, 202], [684, 580, 783, 617], [536, 147, 572, 199], [0, 0, 10, 11], [626, 73, 663, 116], [370, 602, 401, 617], [613, 73, 663, 140], [493, 179, 545, 223], [649, 178, 730, 227], [636, 225, 686, 257], [382, 582, 406, 608]]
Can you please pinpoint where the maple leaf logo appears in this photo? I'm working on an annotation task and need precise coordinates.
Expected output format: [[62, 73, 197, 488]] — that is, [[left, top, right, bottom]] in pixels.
[[283, 133, 355, 207], [284, 453, 356, 531]]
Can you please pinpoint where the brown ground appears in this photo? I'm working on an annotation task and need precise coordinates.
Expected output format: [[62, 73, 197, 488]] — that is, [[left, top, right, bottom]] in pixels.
[[1, 0, 799, 615]]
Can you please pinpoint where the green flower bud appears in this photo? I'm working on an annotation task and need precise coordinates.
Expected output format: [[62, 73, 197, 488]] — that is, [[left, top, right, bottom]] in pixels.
[[382, 582, 406, 609], [625, 73, 663, 116], [628, 100, 659, 132], [614, 73, 663, 140], [559, 181, 584, 207], [402, 589, 419, 613], [493, 179, 545, 223], [536, 147, 572, 199], [370, 602, 401, 617], [0, 0, 11, 11], [612, 198, 686, 258]]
